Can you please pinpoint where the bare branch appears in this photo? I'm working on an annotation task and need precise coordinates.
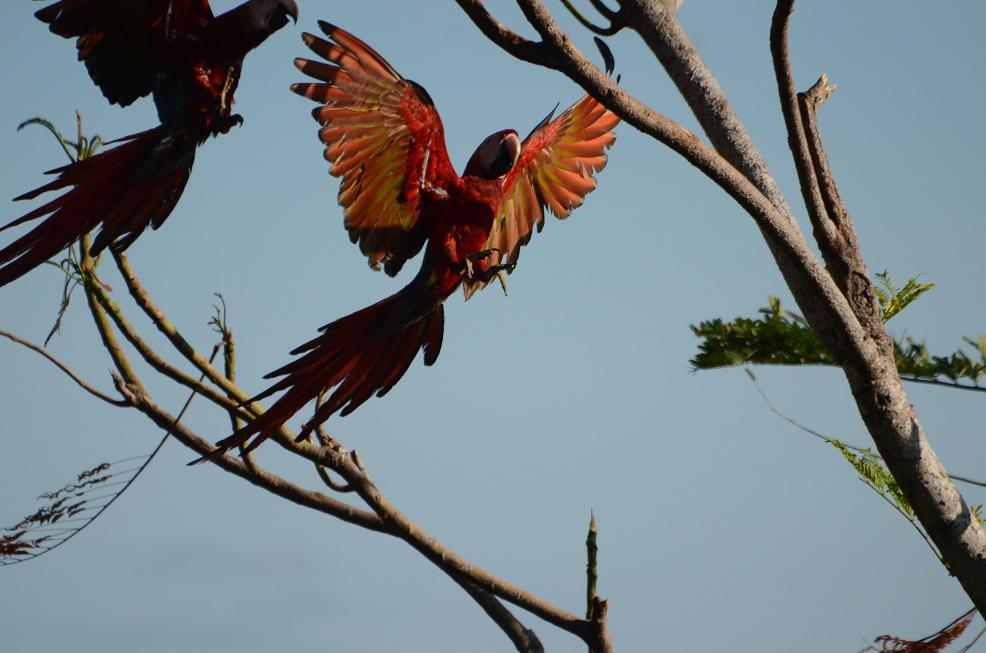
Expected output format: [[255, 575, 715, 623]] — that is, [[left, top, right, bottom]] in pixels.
[[455, 580, 545, 653], [770, 0, 840, 268], [302, 443, 597, 641], [83, 270, 247, 414], [112, 249, 251, 404], [0, 327, 128, 407], [453, 0, 548, 65], [113, 378, 388, 533], [798, 74, 880, 327]]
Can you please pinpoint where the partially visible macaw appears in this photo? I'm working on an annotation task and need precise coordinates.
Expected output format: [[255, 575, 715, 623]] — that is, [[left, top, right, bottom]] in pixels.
[[0, 0, 298, 286], [207, 22, 618, 458]]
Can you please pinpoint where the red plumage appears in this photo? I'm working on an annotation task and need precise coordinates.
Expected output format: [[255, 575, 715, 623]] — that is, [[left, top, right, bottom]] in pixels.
[[204, 23, 619, 459], [0, 0, 298, 287]]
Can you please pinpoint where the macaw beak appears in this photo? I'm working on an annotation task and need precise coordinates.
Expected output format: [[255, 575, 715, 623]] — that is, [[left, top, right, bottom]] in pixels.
[[503, 131, 522, 169], [274, 0, 299, 28]]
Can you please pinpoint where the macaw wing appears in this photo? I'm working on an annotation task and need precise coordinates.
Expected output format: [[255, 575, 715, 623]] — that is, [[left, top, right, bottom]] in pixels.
[[35, 0, 214, 107], [491, 94, 618, 268], [292, 21, 458, 277]]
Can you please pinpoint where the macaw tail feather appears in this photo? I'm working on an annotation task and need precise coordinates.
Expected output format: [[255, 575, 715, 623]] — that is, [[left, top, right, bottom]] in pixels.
[[197, 282, 445, 462], [0, 126, 194, 286]]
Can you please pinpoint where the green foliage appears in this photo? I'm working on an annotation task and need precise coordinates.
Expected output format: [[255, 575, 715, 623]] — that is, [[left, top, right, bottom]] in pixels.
[[828, 439, 914, 520], [873, 270, 934, 322], [895, 336, 986, 386], [690, 295, 833, 368], [691, 276, 986, 389]]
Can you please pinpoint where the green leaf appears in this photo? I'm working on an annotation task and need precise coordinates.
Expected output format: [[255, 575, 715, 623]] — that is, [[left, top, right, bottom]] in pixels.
[[874, 270, 934, 322], [828, 439, 914, 520], [691, 277, 985, 388]]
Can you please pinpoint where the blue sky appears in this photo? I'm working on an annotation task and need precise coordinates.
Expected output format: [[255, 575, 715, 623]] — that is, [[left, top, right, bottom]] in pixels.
[[1, 1, 984, 651]]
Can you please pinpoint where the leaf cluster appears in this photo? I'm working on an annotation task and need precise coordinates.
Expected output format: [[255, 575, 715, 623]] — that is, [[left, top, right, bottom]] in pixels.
[[690, 276, 985, 389]]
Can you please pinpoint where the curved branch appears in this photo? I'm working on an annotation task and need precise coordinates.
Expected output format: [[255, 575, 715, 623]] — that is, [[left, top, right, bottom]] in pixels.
[[113, 378, 388, 533], [770, 0, 838, 265], [0, 328, 129, 407], [304, 443, 599, 645], [453, 0, 548, 64]]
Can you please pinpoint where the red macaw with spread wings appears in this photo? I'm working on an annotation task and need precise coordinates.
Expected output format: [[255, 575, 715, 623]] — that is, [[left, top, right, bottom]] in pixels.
[[0, 0, 298, 286], [207, 22, 619, 458]]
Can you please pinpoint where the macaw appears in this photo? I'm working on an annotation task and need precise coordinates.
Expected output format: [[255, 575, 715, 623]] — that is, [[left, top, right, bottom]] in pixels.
[[207, 22, 618, 458], [0, 0, 299, 286]]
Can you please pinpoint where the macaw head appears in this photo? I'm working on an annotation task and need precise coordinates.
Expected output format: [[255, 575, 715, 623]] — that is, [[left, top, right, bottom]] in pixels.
[[245, 0, 299, 34], [464, 130, 522, 180]]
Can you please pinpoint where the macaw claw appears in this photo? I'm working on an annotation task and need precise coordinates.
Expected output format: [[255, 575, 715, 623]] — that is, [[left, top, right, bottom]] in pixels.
[[478, 260, 517, 296], [215, 113, 245, 134], [462, 248, 505, 280]]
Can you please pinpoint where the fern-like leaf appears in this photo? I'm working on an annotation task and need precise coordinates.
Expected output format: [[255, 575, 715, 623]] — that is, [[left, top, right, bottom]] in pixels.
[[874, 271, 934, 322], [828, 439, 914, 520]]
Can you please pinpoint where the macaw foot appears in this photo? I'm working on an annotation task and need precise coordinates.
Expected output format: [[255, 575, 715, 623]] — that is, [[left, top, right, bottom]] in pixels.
[[214, 113, 244, 135], [462, 247, 504, 280], [478, 260, 518, 296]]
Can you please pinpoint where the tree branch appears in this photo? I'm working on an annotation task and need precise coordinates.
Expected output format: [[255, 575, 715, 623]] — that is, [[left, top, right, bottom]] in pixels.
[[0, 327, 129, 407], [298, 441, 599, 643], [768, 0, 986, 611], [455, 579, 545, 653], [457, 0, 986, 613], [111, 249, 250, 402], [770, 0, 839, 268], [112, 378, 388, 533]]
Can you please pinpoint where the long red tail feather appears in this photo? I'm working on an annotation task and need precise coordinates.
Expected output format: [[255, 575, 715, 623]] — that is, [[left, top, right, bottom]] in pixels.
[[199, 283, 445, 461], [0, 127, 194, 286]]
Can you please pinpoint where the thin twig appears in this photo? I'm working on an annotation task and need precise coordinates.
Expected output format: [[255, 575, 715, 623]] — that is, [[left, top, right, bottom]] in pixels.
[[113, 379, 387, 533], [743, 369, 986, 489], [958, 621, 985, 653], [84, 272, 246, 414], [770, 0, 840, 273], [859, 478, 944, 565], [17, 344, 225, 563], [111, 249, 252, 406], [901, 376, 986, 394], [0, 327, 128, 407]]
